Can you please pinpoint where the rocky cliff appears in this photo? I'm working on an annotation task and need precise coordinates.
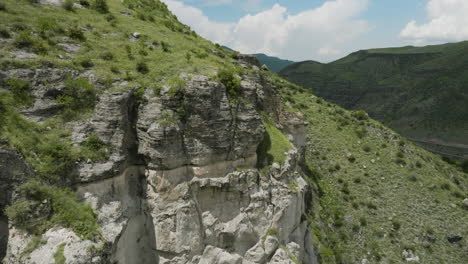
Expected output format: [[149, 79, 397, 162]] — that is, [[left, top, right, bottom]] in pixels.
[[1, 53, 317, 263]]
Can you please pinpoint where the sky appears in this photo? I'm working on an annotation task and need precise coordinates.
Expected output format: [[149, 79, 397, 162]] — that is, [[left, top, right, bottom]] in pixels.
[[160, 0, 468, 62]]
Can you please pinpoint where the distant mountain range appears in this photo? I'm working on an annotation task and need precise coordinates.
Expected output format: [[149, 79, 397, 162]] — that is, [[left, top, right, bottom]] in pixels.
[[222, 47, 294, 73], [254, 53, 295, 73], [280, 41, 468, 159]]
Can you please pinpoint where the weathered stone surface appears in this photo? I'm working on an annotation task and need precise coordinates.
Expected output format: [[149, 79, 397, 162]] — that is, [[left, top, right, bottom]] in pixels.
[[137, 74, 264, 170], [73, 90, 140, 182], [2, 70, 318, 264]]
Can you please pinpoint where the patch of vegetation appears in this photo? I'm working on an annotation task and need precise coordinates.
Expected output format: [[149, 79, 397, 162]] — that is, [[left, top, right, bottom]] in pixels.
[[4, 78, 33, 106], [287, 180, 299, 193], [92, 0, 109, 13], [352, 110, 369, 120], [256, 117, 292, 168], [80, 134, 109, 162], [12, 30, 47, 54], [263, 227, 279, 239], [54, 243, 66, 264], [56, 77, 97, 120], [0, 27, 11, 38], [62, 0, 75, 11], [216, 67, 241, 98], [136, 61, 149, 74], [5, 180, 100, 240], [67, 25, 86, 41], [167, 76, 186, 97]]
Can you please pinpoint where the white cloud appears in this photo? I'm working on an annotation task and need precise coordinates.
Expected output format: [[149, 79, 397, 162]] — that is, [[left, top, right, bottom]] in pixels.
[[162, 0, 370, 62], [400, 0, 468, 42]]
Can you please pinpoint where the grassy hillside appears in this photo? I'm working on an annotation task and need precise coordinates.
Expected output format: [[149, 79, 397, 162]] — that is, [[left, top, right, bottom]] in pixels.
[[272, 75, 468, 263], [280, 42, 468, 159], [0, 1, 466, 263], [254, 53, 295, 72]]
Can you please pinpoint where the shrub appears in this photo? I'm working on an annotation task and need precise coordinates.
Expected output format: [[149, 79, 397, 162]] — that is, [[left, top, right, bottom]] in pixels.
[[110, 65, 120, 74], [362, 144, 372, 152], [396, 151, 404, 158], [460, 160, 468, 173], [12, 31, 35, 49], [5, 78, 33, 106], [440, 182, 451, 190], [62, 0, 75, 11], [100, 51, 114, 61], [80, 134, 108, 162], [68, 25, 86, 41], [352, 110, 369, 120], [367, 201, 377, 210], [392, 220, 401, 231], [408, 175, 418, 182], [0, 2, 6, 11], [347, 155, 356, 163], [136, 61, 149, 74], [78, 58, 94, 68], [105, 14, 116, 22], [185, 52, 192, 63], [359, 216, 367, 226], [352, 202, 359, 209], [92, 0, 109, 13], [57, 77, 96, 120], [37, 16, 62, 37], [217, 68, 241, 97], [161, 41, 170, 52], [355, 127, 367, 138], [415, 161, 422, 168], [0, 28, 11, 38], [79, 0, 90, 7]]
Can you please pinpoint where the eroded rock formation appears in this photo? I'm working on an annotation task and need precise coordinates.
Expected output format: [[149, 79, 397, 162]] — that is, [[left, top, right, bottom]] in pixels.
[[1, 57, 318, 264]]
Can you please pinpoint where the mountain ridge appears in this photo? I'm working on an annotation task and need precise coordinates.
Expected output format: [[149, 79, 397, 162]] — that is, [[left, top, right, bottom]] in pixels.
[[280, 41, 468, 159]]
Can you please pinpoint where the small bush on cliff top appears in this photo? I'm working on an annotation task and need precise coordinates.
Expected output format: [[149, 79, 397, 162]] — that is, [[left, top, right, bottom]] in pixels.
[[216, 68, 241, 97], [92, 0, 109, 13]]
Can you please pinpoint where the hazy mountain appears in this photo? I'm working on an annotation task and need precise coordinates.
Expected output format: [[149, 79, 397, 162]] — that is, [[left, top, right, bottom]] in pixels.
[[254, 53, 295, 72], [280, 42, 468, 159]]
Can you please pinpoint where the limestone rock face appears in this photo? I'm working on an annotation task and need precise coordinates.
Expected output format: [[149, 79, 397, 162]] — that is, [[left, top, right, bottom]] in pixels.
[[2, 60, 318, 264], [137, 74, 264, 171], [72, 90, 141, 183]]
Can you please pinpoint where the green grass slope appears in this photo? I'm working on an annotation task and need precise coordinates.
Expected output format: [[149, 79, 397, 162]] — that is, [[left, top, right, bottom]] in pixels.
[[0, 1, 466, 264], [273, 77, 468, 263], [279, 42, 468, 159], [254, 53, 295, 72]]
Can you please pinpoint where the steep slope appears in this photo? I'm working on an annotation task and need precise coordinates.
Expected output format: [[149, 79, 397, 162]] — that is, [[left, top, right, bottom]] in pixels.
[[280, 43, 468, 159], [0, 1, 466, 264], [254, 54, 295, 73]]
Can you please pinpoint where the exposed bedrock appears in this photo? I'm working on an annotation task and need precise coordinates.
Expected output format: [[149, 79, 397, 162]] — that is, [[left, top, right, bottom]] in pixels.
[[2, 59, 318, 263]]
